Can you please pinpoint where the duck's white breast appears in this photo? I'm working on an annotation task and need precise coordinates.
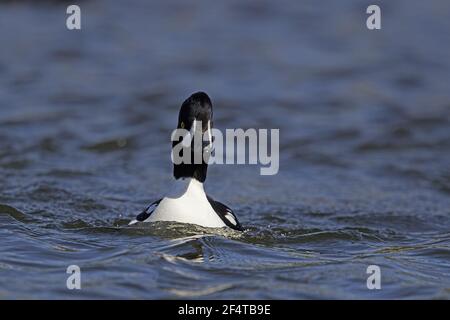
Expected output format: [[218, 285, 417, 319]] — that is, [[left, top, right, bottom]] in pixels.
[[144, 178, 226, 228]]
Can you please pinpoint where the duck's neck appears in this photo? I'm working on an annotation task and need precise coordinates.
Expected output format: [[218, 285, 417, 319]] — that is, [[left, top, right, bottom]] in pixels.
[[173, 162, 208, 182], [172, 135, 209, 182], [168, 177, 205, 198]]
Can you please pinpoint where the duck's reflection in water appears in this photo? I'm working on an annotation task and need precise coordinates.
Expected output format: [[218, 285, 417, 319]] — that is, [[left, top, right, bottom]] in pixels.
[[161, 234, 215, 263]]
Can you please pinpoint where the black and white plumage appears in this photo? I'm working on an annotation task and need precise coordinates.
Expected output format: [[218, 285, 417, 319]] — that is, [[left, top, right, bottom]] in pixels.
[[129, 92, 243, 231], [130, 199, 162, 224]]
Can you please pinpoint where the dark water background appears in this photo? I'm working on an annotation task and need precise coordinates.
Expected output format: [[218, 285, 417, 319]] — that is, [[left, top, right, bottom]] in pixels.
[[0, 0, 449, 299]]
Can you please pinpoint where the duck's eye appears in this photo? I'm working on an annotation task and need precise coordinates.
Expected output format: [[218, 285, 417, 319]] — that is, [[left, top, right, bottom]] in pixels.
[[180, 122, 185, 129]]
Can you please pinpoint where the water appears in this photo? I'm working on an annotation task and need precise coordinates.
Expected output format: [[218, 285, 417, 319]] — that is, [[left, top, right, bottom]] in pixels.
[[0, 0, 449, 299]]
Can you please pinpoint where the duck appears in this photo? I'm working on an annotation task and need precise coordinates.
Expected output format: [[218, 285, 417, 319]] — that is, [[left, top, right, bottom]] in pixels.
[[129, 92, 243, 231]]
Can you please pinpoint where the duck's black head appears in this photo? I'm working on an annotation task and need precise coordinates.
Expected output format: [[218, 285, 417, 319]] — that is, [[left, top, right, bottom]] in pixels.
[[172, 92, 213, 182]]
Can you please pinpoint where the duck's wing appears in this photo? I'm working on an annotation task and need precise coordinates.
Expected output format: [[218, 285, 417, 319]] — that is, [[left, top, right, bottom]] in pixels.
[[206, 195, 244, 231], [128, 199, 162, 225]]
